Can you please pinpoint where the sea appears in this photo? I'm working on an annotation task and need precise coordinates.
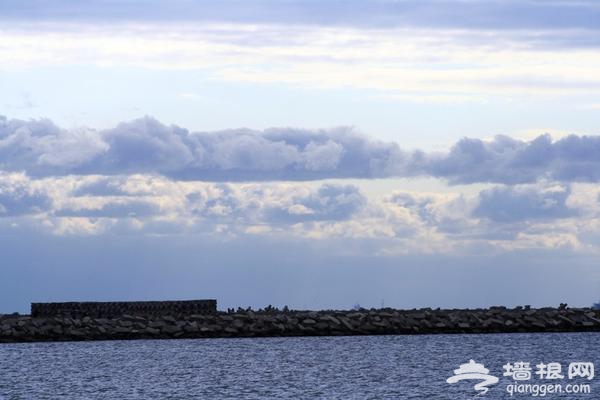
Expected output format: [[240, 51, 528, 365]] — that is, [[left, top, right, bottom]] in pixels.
[[0, 332, 599, 399]]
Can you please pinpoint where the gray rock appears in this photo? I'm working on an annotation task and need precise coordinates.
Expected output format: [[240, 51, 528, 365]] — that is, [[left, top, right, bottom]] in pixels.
[[161, 325, 180, 334]]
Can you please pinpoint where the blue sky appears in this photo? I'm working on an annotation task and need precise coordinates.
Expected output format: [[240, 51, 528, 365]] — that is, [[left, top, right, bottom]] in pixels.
[[1, 1, 600, 313]]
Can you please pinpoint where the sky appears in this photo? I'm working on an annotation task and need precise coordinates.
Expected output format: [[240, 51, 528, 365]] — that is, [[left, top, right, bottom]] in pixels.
[[1, 0, 600, 313]]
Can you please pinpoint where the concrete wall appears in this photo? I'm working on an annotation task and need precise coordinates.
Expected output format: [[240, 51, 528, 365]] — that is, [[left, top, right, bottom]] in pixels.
[[30, 300, 217, 318]]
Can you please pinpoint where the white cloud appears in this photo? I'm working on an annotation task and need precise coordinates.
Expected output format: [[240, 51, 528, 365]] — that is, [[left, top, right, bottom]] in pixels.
[[2, 22, 600, 100], [1, 171, 599, 255]]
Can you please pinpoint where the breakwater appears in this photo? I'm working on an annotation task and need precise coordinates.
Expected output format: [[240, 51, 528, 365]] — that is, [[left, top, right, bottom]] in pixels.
[[2, 305, 600, 343]]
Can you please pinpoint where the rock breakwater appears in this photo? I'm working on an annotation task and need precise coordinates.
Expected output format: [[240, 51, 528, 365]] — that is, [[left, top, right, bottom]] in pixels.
[[1, 306, 599, 343]]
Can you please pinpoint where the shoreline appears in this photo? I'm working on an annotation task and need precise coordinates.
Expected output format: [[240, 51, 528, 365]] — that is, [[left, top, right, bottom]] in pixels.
[[1, 306, 599, 344]]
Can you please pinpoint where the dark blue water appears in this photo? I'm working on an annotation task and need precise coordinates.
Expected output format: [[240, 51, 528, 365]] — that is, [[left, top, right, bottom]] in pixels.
[[1, 333, 599, 399]]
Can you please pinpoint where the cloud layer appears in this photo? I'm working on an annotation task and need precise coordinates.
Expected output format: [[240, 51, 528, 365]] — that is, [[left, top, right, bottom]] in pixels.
[[3, 19, 600, 101], [1, 170, 599, 256], [3, 1, 600, 32], [1, 115, 599, 255], [2, 115, 600, 184]]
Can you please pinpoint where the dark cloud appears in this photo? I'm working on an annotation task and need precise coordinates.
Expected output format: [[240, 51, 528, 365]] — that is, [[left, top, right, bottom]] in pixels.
[[0, 176, 51, 216], [0, 191, 50, 216], [186, 184, 245, 220], [2, 115, 600, 184], [2, 1, 600, 33], [55, 200, 161, 218], [551, 135, 600, 182], [186, 183, 367, 224], [264, 184, 366, 223], [0, 115, 107, 176], [72, 177, 130, 197], [0, 115, 405, 181], [473, 184, 575, 223], [0, 116, 60, 172], [98, 118, 194, 175], [425, 134, 600, 185], [425, 135, 540, 184], [387, 192, 438, 225]]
